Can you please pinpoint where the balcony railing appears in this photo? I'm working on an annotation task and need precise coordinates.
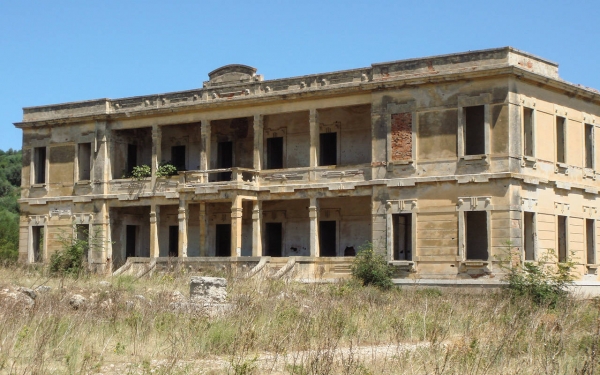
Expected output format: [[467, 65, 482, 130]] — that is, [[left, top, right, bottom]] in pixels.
[[181, 167, 259, 185]]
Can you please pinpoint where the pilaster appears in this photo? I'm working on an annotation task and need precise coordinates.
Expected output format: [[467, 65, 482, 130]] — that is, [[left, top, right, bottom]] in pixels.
[[309, 197, 320, 257], [252, 200, 263, 256]]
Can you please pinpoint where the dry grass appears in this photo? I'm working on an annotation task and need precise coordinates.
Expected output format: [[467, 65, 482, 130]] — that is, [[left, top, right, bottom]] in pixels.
[[0, 265, 599, 374]]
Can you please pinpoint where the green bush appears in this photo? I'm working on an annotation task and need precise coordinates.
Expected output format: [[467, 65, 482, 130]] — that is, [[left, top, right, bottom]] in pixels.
[[351, 242, 393, 290], [49, 233, 88, 278], [130, 165, 152, 180], [156, 163, 178, 177], [503, 247, 575, 308]]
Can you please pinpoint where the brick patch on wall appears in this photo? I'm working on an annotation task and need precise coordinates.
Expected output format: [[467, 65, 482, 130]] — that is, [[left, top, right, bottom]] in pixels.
[[391, 112, 412, 161]]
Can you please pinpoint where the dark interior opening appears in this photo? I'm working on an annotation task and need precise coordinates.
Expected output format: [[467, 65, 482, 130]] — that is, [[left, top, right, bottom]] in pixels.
[[558, 215, 567, 262], [215, 224, 231, 257], [585, 124, 594, 169], [265, 222, 283, 257], [556, 117, 566, 163], [217, 141, 233, 181], [78, 143, 92, 181], [393, 213, 412, 261], [169, 225, 179, 257], [319, 133, 337, 166], [587, 219, 595, 265], [32, 226, 43, 262], [524, 212, 535, 261], [34, 147, 46, 184], [127, 144, 138, 175], [523, 107, 534, 157], [266, 137, 284, 169], [126, 225, 137, 258], [465, 211, 488, 260], [319, 221, 337, 257], [171, 145, 186, 172], [465, 105, 485, 156]]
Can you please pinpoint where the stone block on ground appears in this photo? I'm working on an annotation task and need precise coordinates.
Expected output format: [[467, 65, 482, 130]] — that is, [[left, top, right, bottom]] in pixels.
[[190, 276, 227, 304]]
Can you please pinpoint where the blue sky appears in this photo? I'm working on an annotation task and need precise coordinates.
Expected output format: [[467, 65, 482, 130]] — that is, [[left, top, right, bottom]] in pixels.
[[1, 0, 599, 151]]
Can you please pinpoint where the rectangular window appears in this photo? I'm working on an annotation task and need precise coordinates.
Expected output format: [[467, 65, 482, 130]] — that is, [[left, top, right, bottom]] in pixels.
[[266, 137, 284, 169], [556, 116, 566, 163], [171, 145, 186, 171], [464, 105, 486, 156], [319, 133, 337, 166], [32, 226, 44, 262], [265, 222, 283, 257], [127, 144, 138, 175], [465, 211, 488, 260], [393, 213, 412, 261], [557, 215, 567, 263], [523, 107, 534, 157], [78, 143, 92, 181], [126, 225, 137, 258], [585, 124, 594, 169], [586, 219, 595, 265], [319, 221, 337, 257], [169, 225, 179, 257], [33, 147, 46, 184], [524, 212, 535, 261]]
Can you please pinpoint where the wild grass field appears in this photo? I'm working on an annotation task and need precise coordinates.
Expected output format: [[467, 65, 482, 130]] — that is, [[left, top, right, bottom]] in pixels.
[[0, 265, 599, 375]]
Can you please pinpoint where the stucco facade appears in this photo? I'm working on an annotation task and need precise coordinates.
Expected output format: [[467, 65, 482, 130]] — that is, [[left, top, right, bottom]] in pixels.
[[14, 47, 600, 280]]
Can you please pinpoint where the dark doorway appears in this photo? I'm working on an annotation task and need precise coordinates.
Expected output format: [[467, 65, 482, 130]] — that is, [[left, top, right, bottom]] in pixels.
[[32, 226, 43, 262], [393, 214, 412, 261], [319, 133, 337, 166], [217, 141, 233, 181], [169, 225, 179, 257], [319, 221, 337, 257], [171, 145, 186, 171], [266, 137, 284, 169], [265, 222, 283, 257], [215, 224, 231, 257], [126, 225, 137, 258], [127, 144, 138, 175], [465, 211, 488, 260], [464, 105, 485, 155], [558, 215, 567, 262]]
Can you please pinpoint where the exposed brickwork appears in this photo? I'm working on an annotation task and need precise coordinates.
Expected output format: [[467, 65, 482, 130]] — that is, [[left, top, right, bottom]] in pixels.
[[391, 112, 412, 161]]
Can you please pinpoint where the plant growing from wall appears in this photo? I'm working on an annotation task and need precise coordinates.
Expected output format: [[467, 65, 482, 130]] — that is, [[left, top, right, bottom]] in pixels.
[[130, 165, 152, 180], [351, 242, 393, 290], [156, 162, 178, 178]]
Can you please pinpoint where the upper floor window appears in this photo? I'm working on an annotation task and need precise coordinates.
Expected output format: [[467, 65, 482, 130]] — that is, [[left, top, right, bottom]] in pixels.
[[556, 116, 566, 164], [33, 147, 46, 185], [464, 105, 486, 156], [77, 143, 92, 181], [266, 137, 284, 169], [523, 107, 535, 157], [319, 132, 337, 166], [585, 123, 594, 169]]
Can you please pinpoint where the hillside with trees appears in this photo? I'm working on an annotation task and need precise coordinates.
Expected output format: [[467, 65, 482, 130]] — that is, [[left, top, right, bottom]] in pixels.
[[0, 149, 21, 262]]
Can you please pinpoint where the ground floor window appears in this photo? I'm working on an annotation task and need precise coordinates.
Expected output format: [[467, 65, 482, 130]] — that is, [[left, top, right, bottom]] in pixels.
[[393, 213, 412, 261], [465, 211, 488, 260]]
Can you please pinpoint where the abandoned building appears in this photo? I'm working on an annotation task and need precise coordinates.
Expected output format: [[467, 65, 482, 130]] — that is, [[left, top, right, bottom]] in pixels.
[[14, 47, 600, 280]]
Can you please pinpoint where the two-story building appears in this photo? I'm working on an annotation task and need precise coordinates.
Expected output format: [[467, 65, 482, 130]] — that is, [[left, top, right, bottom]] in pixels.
[[14, 47, 600, 280]]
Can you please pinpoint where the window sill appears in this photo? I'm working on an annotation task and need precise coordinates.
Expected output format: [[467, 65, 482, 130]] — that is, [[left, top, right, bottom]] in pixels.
[[460, 260, 490, 267], [555, 162, 569, 174], [76, 180, 91, 185], [31, 183, 47, 189], [520, 156, 537, 169], [461, 154, 487, 161]]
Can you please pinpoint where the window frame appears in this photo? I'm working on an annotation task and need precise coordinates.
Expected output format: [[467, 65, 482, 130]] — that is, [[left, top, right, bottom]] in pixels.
[[457, 94, 492, 159]]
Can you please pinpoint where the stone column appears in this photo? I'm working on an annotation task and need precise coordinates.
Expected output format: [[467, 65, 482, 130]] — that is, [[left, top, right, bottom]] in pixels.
[[253, 114, 263, 171], [309, 109, 319, 169], [178, 198, 188, 257], [91, 200, 111, 273], [150, 204, 160, 258], [252, 200, 263, 256], [199, 202, 208, 257], [231, 196, 243, 257], [309, 197, 320, 257], [151, 124, 161, 184], [200, 120, 211, 182]]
